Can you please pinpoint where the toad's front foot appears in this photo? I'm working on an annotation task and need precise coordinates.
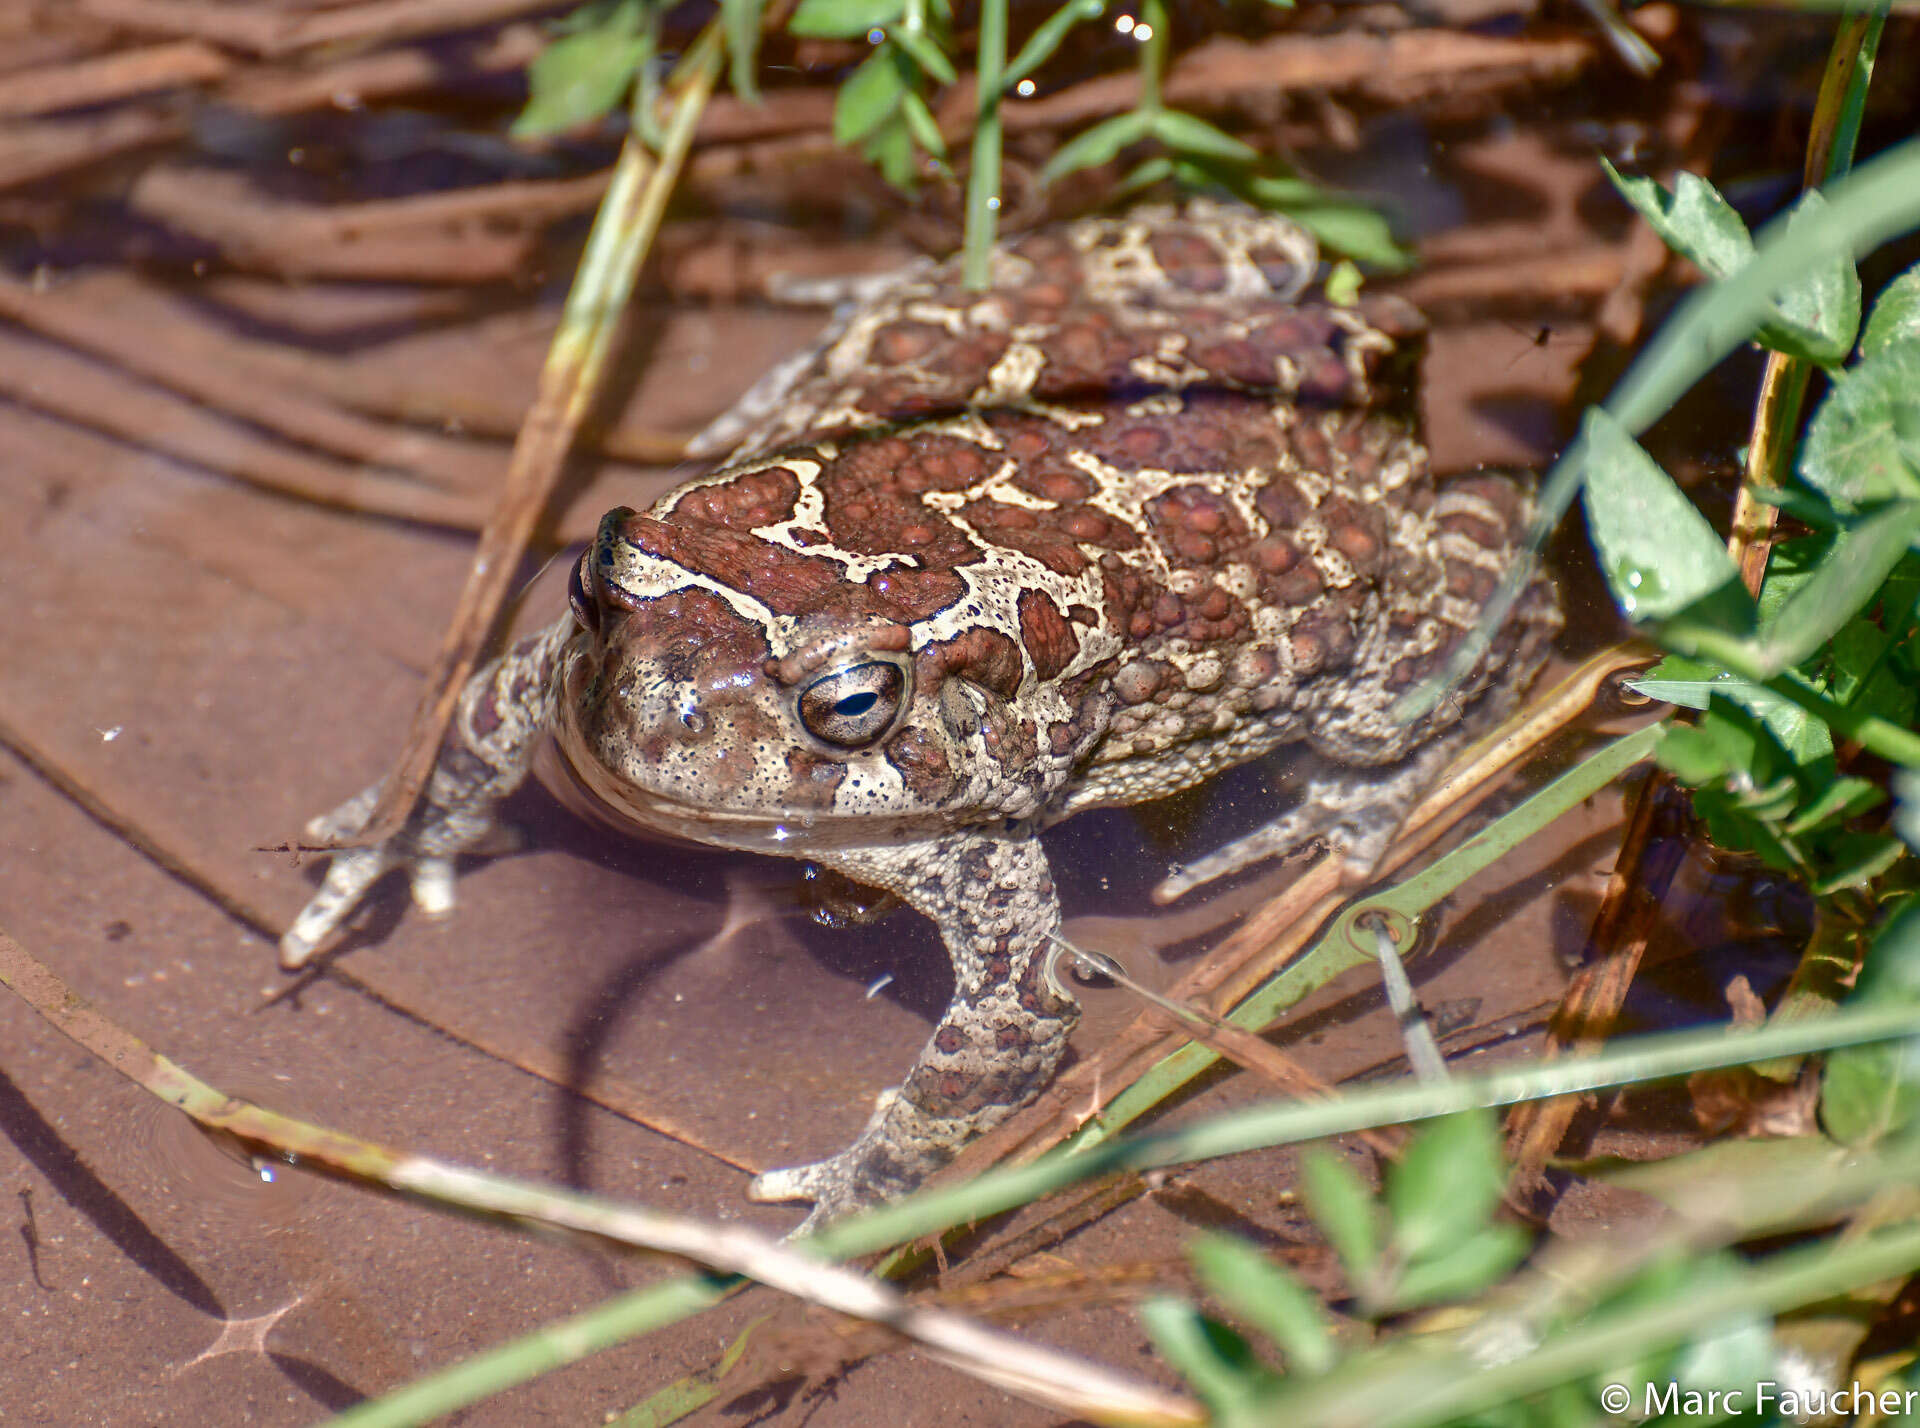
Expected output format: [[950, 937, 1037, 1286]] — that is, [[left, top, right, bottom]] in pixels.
[[280, 781, 521, 969]]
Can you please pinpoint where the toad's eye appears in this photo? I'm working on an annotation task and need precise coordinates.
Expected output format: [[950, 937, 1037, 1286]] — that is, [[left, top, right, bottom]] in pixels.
[[567, 554, 601, 637], [797, 661, 906, 748]]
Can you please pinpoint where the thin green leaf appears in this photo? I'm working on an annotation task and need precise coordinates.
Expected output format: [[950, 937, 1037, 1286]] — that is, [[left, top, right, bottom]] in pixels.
[[1299, 1149, 1381, 1286], [1803, 344, 1920, 508], [1755, 501, 1920, 674], [721, 0, 763, 102], [1862, 262, 1920, 360], [833, 45, 906, 144], [1150, 109, 1260, 165], [1325, 259, 1362, 306], [513, 28, 647, 137], [889, 23, 956, 84], [898, 89, 946, 160], [1756, 190, 1862, 365], [1657, 722, 1736, 786], [1038, 108, 1151, 185], [1006, 0, 1105, 86], [1189, 1234, 1337, 1376], [1385, 1110, 1505, 1264], [1601, 160, 1754, 280], [1111, 154, 1175, 202], [788, 0, 902, 38], [1581, 407, 1751, 624], [1387, 1224, 1531, 1311]]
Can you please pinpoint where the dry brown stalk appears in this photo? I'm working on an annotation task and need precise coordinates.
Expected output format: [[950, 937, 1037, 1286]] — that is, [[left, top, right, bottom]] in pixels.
[[0, 272, 501, 490], [0, 39, 228, 116], [218, 23, 545, 114], [0, 327, 492, 526], [128, 167, 601, 282], [0, 107, 184, 192]]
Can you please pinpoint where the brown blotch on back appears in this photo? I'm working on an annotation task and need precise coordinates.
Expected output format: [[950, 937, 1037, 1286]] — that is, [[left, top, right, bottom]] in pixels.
[[1148, 230, 1228, 293], [621, 513, 844, 617], [1017, 588, 1080, 682]]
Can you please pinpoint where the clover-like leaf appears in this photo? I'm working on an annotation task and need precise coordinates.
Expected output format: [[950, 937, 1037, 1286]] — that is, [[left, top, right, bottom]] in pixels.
[[1581, 408, 1750, 625], [1601, 161, 1753, 281], [1189, 1233, 1336, 1375], [1299, 1147, 1381, 1287], [1861, 261, 1920, 361], [1385, 1110, 1506, 1265], [1755, 190, 1861, 366], [1801, 345, 1920, 509], [1754, 500, 1920, 675]]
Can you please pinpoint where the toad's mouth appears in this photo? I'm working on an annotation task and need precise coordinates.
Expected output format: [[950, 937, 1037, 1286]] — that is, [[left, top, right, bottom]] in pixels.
[[544, 700, 941, 857]]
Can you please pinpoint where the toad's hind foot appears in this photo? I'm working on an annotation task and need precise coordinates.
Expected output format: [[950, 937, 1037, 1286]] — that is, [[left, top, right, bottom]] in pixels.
[[1151, 745, 1454, 904]]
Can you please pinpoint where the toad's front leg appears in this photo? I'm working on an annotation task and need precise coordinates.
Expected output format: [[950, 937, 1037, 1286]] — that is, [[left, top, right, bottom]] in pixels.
[[749, 829, 1080, 1230], [280, 617, 572, 968]]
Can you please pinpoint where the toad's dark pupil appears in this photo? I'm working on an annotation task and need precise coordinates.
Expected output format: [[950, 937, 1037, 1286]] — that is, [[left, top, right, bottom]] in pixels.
[[836, 691, 878, 716]]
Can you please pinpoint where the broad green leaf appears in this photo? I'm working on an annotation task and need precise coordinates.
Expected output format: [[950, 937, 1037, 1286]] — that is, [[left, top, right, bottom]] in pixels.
[[833, 46, 906, 144], [513, 27, 647, 137], [1138, 1297, 1270, 1420], [1823, 905, 1920, 1144], [721, 0, 763, 103], [1581, 408, 1750, 624], [1039, 108, 1151, 185], [788, 0, 902, 37], [1755, 191, 1862, 365], [1861, 261, 1920, 360], [1150, 109, 1260, 166], [1754, 501, 1920, 674], [1006, 0, 1104, 86], [889, 23, 956, 84], [1656, 722, 1737, 786], [1388, 1224, 1530, 1310], [1189, 1234, 1336, 1375], [1802, 345, 1920, 508], [1385, 1110, 1505, 1263], [1601, 160, 1753, 280], [1299, 1148, 1381, 1285]]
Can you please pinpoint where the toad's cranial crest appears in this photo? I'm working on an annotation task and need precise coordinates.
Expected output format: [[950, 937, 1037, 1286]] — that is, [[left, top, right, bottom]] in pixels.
[[282, 201, 1561, 1230]]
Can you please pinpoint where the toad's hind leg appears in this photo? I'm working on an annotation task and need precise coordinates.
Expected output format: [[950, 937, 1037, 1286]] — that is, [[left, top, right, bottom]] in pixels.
[[748, 829, 1078, 1231]]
